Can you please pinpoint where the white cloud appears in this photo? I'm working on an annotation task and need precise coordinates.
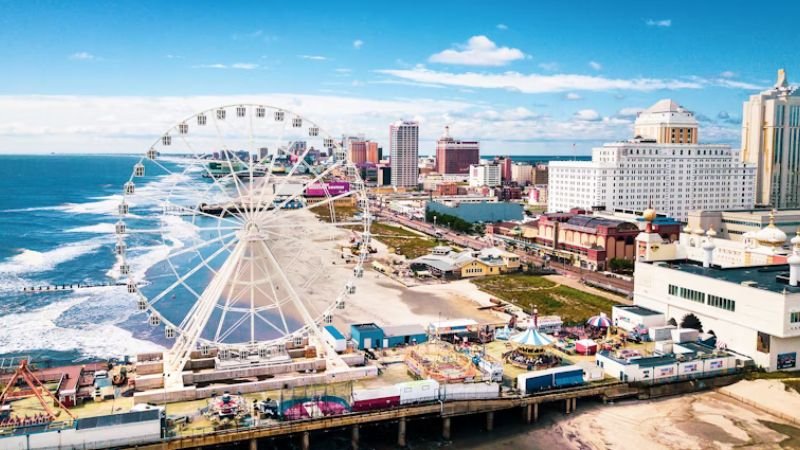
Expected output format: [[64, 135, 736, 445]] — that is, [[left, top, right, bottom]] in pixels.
[[645, 19, 672, 27], [192, 63, 259, 70], [711, 78, 763, 90], [565, 92, 582, 100], [573, 109, 601, 121], [496, 24, 508, 30], [165, 54, 182, 59], [588, 61, 602, 71], [69, 52, 95, 61], [299, 55, 328, 61], [616, 107, 644, 118], [428, 35, 525, 67], [720, 71, 736, 78], [538, 62, 559, 72], [231, 63, 258, 70], [378, 67, 704, 94], [353, 39, 364, 49]]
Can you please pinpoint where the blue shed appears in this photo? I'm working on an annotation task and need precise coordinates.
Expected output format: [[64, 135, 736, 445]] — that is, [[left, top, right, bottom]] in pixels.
[[350, 323, 385, 349], [382, 324, 428, 347]]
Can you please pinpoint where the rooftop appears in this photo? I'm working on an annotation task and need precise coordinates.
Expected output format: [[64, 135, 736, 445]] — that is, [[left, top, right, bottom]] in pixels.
[[352, 323, 381, 331], [645, 260, 800, 295], [382, 324, 427, 337], [613, 305, 664, 317]]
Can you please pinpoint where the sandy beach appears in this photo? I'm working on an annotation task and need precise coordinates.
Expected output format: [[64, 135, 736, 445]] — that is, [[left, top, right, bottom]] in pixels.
[[395, 390, 799, 450]]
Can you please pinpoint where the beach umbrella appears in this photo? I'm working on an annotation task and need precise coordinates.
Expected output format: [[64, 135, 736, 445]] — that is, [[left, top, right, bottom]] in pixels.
[[586, 312, 612, 328]]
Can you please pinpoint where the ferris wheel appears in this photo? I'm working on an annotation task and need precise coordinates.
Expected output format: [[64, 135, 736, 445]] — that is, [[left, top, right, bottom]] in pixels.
[[113, 104, 370, 388]]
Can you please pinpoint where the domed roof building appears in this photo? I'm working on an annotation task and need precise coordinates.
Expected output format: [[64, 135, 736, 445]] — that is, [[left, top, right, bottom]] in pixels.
[[755, 211, 787, 248]]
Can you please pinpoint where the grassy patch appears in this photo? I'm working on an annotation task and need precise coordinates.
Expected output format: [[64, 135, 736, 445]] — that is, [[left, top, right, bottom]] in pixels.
[[472, 274, 616, 323], [745, 370, 800, 380], [308, 203, 358, 223], [369, 222, 437, 259]]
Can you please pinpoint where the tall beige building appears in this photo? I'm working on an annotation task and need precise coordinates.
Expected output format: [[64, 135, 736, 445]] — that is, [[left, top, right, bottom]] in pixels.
[[741, 69, 800, 208], [634, 99, 698, 144]]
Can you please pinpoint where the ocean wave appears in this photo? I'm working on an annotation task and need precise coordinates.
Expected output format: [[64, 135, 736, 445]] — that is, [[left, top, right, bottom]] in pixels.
[[0, 291, 165, 359], [66, 223, 117, 234], [0, 238, 105, 276]]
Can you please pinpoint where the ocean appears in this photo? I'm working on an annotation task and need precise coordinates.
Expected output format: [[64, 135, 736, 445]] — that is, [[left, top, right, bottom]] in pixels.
[[0, 154, 201, 366], [481, 155, 591, 164]]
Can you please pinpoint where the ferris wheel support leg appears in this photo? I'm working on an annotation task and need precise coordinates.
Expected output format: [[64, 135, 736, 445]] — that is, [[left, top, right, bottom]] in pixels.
[[256, 240, 347, 370], [163, 240, 247, 390]]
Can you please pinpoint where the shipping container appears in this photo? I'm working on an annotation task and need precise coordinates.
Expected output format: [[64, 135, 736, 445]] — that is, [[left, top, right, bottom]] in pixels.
[[323, 325, 346, 353], [649, 325, 676, 342], [654, 340, 673, 355], [351, 386, 400, 412], [516, 366, 584, 394], [670, 328, 699, 344], [397, 380, 440, 404], [575, 339, 597, 355], [439, 382, 499, 401], [553, 369, 585, 388]]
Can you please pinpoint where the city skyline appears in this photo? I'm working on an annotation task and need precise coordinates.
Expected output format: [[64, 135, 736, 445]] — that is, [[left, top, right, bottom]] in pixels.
[[1, 1, 798, 154]]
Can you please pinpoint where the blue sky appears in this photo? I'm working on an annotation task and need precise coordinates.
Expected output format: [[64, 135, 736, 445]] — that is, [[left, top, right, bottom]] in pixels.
[[0, 0, 797, 154]]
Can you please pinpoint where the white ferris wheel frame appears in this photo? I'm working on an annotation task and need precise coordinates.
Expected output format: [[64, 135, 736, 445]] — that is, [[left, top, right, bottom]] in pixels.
[[113, 104, 371, 386]]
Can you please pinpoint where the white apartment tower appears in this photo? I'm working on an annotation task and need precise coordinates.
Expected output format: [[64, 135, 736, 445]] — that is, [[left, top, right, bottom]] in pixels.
[[548, 99, 756, 221], [389, 121, 419, 188], [741, 69, 800, 208], [468, 162, 501, 187]]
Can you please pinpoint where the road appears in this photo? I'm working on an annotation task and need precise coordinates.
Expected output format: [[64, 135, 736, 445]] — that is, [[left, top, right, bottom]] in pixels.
[[372, 203, 633, 297]]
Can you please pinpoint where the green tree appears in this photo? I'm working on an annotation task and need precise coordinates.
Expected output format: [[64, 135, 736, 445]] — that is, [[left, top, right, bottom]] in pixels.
[[680, 313, 703, 332], [609, 258, 634, 273]]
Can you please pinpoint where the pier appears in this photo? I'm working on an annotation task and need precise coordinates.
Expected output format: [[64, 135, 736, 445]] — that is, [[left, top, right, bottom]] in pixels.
[[125, 374, 741, 450], [21, 281, 125, 293]]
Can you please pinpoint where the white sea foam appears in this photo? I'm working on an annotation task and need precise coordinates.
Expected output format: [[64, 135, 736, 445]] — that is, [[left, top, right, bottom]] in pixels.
[[0, 239, 104, 276], [66, 223, 117, 233], [0, 291, 165, 359]]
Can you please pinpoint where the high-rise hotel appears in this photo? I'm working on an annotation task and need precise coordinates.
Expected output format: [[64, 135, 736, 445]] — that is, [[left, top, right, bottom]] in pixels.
[[389, 120, 419, 188], [435, 126, 479, 175], [548, 99, 756, 221], [741, 69, 800, 208]]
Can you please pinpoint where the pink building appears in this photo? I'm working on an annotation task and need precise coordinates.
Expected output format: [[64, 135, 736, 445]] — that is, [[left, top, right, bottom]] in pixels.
[[498, 157, 512, 182], [435, 126, 479, 175], [348, 141, 379, 164]]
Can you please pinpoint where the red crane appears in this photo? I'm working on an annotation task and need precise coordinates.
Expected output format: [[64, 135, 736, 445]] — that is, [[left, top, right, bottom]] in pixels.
[[0, 360, 75, 423]]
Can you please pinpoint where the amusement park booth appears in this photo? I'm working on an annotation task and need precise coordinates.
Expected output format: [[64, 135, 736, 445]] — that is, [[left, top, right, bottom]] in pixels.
[[427, 319, 478, 340], [612, 305, 665, 332]]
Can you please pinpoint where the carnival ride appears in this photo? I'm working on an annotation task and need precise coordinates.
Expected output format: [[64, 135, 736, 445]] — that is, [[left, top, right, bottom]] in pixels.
[[112, 104, 370, 389], [0, 360, 75, 428]]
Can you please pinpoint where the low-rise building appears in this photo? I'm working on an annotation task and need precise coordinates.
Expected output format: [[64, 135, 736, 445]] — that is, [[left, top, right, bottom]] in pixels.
[[596, 342, 738, 383], [410, 246, 520, 279], [688, 209, 800, 242], [427, 200, 524, 223], [469, 162, 501, 187]]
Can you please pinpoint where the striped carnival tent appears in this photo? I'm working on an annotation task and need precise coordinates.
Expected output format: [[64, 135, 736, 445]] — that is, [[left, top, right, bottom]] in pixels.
[[586, 312, 612, 328]]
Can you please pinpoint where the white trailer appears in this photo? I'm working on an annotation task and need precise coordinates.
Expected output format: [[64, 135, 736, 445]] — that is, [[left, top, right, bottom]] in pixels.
[[397, 379, 440, 404], [440, 382, 500, 401]]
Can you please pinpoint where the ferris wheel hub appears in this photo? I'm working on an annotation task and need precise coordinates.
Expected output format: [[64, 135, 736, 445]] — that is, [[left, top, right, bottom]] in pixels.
[[241, 220, 264, 241]]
